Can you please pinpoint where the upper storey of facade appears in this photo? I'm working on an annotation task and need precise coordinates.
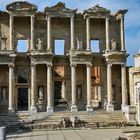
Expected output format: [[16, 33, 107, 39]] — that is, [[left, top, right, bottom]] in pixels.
[[0, 1, 128, 58]]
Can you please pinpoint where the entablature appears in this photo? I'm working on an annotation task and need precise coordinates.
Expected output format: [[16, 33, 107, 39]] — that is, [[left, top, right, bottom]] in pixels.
[[103, 51, 128, 64]]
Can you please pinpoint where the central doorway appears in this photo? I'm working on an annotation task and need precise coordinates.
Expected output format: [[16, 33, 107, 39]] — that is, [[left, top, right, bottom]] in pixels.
[[18, 88, 28, 111]]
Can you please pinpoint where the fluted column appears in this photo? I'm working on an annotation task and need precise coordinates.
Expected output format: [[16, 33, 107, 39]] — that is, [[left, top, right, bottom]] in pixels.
[[9, 15, 14, 51], [106, 63, 114, 111], [8, 64, 15, 112], [47, 63, 53, 113], [30, 63, 37, 113], [47, 16, 51, 51], [86, 64, 93, 112], [106, 18, 110, 51], [71, 15, 75, 50], [71, 64, 78, 111], [120, 16, 125, 51], [30, 15, 35, 51], [121, 64, 128, 112], [86, 17, 91, 51]]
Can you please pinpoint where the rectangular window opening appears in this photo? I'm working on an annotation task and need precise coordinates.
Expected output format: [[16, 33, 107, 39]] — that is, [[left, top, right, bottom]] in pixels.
[[17, 40, 28, 53], [91, 40, 100, 52], [54, 40, 65, 55]]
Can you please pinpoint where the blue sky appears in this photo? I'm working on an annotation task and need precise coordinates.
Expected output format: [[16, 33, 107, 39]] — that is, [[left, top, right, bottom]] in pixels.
[[0, 0, 140, 66]]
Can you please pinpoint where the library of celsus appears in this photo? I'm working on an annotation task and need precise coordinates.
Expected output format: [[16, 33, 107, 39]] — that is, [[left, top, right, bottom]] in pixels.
[[0, 1, 129, 113]]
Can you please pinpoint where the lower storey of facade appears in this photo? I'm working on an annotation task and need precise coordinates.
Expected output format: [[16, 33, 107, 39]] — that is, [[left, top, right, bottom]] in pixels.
[[0, 54, 128, 113]]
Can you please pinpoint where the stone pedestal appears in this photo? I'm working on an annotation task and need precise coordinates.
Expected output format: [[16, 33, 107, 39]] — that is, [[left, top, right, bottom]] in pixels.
[[107, 104, 114, 111], [47, 106, 53, 114], [30, 105, 37, 113], [71, 105, 78, 112], [121, 104, 129, 113], [38, 99, 45, 112], [0, 126, 6, 140], [86, 105, 93, 112]]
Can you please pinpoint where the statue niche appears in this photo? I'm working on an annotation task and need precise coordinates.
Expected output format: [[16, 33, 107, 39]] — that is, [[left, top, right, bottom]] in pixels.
[[1, 86, 8, 102], [111, 39, 117, 51], [76, 37, 83, 50], [38, 85, 44, 100], [37, 38, 43, 51]]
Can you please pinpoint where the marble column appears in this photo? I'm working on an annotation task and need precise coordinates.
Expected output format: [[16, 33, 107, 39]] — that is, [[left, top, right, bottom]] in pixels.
[[120, 16, 125, 51], [71, 16, 75, 50], [47, 16, 51, 51], [9, 15, 14, 51], [106, 18, 110, 51], [71, 64, 78, 111], [30, 15, 35, 51], [106, 63, 114, 111], [121, 64, 128, 112], [86, 64, 93, 111], [86, 17, 91, 51], [30, 64, 37, 113], [8, 64, 15, 112], [47, 63, 53, 113]]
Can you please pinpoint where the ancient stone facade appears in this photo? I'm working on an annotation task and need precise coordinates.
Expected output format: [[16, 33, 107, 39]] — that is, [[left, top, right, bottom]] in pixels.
[[0, 1, 128, 113]]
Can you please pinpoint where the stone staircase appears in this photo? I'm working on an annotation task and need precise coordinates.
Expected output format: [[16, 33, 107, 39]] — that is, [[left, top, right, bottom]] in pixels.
[[0, 110, 127, 133]]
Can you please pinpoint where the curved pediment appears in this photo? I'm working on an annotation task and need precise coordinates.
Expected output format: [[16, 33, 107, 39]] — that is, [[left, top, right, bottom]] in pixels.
[[6, 1, 38, 13], [44, 2, 77, 17], [84, 4, 110, 17]]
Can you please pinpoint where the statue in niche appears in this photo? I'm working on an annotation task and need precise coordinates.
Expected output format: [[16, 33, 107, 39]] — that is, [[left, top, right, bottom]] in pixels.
[[111, 39, 117, 51], [1, 87, 7, 101], [37, 38, 43, 51], [38, 86, 44, 100], [0, 36, 7, 50], [77, 86, 82, 100], [76, 37, 83, 50]]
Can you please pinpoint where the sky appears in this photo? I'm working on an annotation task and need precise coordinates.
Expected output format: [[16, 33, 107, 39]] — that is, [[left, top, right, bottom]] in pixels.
[[0, 0, 140, 66]]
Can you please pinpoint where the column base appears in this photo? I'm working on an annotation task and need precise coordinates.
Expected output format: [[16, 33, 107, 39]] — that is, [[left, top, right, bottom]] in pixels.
[[121, 104, 129, 113], [30, 105, 37, 113], [71, 105, 78, 112], [47, 106, 53, 114], [86, 105, 93, 112], [107, 104, 114, 112], [8, 107, 15, 113]]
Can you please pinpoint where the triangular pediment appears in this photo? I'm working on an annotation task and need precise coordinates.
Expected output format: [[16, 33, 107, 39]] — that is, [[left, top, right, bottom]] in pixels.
[[84, 4, 110, 17], [44, 2, 77, 17], [6, 1, 37, 13]]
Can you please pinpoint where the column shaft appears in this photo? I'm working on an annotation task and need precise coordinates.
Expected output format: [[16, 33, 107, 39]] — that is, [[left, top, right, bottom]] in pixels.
[[86, 64, 93, 111], [47, 17, 51, 50], [106, 18, 110, 51], [86, 17, 90, 50], [8, 64, 14, 112], [71, 16, 74, 50], [107, 63, 114, 111], [47, 64, 53, 113], [120, 17, 125, 51], [30, 15, 35, 50], [71, 64, 77, 111], [9, 15, 14, 51], [30, 64, 37, 113], [121, 65, 128, 112]]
